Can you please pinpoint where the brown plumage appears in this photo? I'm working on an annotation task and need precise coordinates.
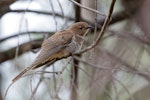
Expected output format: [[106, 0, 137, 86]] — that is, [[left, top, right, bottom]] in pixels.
[[12, 22, 92, 82]]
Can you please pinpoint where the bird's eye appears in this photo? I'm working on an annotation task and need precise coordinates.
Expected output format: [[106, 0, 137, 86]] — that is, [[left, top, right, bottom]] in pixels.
[[79, 26, 83, 29]]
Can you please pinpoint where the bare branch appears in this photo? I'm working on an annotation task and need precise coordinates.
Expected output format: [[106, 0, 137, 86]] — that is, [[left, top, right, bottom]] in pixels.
[[0, 0, 16, 17], [10, 9, 74, 20], [113, 77, 135, 100], [0, 39, 42, 63], [109, 31, 150, 46], [0, 31, 54, 43], [100, 47, 150, 81]]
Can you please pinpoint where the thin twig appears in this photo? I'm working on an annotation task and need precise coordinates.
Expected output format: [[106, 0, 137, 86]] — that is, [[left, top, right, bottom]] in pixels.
[[134, 46, 144, 68], [57, 0, 65, 18], [30, 68, 45, 100], [89, 0, 98, 60], [4, 83, 13, 100], [73, 56, 122, 70], [10, 9, 74, 20], [74, 64, 114, 100], [99, 47, 150, 81], [112, 80, 120, 100], [15, 0, 33, 75], [113, 77, 135, 100], [78, 29, 91, 50], [49, 0, 58, 31], [70, 0, 106, 16]]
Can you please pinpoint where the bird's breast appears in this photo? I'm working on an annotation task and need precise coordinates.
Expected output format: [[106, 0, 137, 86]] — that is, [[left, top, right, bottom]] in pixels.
[[66, 35, 82, 53]]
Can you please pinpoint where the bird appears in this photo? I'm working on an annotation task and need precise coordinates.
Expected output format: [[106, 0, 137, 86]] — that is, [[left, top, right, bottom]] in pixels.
[[12, 22, 93, 83]]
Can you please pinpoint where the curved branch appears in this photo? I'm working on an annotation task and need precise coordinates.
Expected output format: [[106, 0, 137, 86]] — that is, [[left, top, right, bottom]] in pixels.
[[9, 9, 75, 21], [0, 31, 54, 43], [0, 39, 43, 63]]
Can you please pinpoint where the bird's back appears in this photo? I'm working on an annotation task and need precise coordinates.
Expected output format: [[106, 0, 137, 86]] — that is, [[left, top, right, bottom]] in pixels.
[[31, 30, 74, 68]]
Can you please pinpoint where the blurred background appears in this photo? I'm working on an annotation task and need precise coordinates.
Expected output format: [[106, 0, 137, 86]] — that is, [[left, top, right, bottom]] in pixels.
[[0, 0, 150, 100]]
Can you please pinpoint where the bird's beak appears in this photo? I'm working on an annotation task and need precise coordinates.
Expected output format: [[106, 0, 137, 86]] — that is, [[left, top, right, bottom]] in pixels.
[[87, 25, 94, 29]]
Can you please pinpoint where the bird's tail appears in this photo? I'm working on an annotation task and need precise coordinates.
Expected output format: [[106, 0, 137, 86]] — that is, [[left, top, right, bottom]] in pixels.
[[12, 65, 34, 83]]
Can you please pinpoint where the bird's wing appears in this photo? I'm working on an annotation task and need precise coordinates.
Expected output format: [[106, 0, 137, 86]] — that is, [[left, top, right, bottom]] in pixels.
[[12, 31, 73, 82], [31, 30, 73, 68]]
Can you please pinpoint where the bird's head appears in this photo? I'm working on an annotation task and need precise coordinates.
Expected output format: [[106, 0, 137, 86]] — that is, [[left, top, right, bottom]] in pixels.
[[69, 22, 93, 36]]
